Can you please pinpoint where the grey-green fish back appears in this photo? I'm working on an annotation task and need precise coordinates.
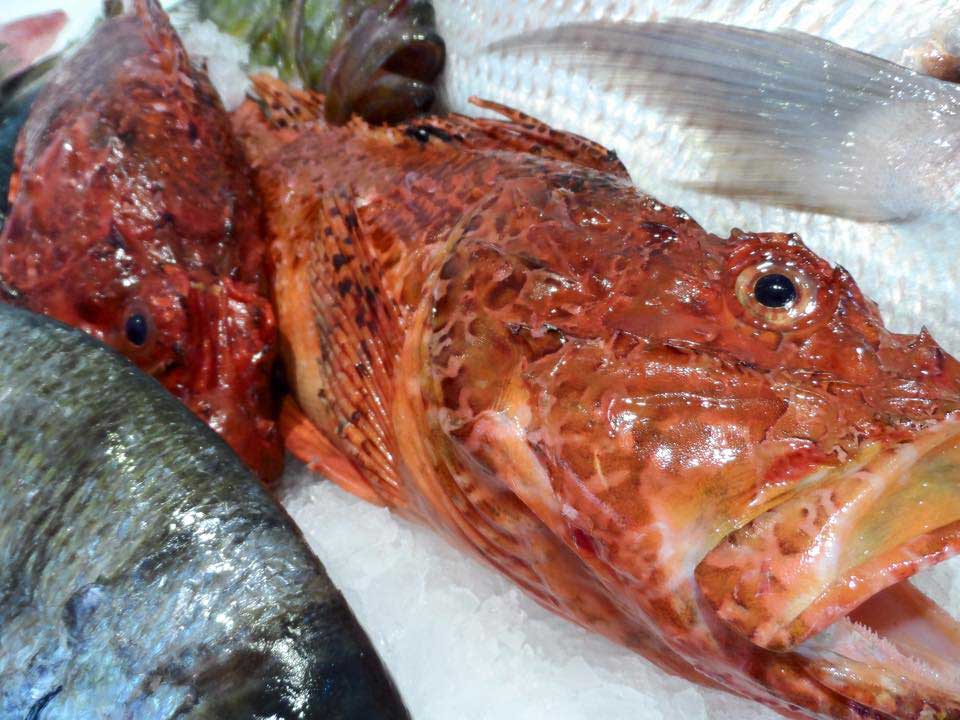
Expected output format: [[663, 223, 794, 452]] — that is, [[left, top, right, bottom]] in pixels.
[[0, 302, 410, 719]]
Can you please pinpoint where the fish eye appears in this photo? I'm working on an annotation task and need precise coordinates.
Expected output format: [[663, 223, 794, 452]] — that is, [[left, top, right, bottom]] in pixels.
[[754, 273, 797, 308], [734, 262, 819, 330], [125, 313, 149, 346]]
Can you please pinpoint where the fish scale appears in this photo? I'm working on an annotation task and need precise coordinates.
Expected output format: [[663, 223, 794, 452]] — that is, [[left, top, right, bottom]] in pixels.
[[0, 302, 411, 719], [434, 0, 960, 356]]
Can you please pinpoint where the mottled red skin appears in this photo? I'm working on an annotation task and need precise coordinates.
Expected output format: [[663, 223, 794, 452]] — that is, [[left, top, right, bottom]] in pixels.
[[0, 1, 281, 480], [237, 77, 960, 718]]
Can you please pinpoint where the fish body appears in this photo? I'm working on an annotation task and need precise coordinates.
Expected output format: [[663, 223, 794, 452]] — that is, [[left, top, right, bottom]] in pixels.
[[236, 76, 960, 719], [432, 0, 960, 356], [486, 19, 960, 224], [0, 301, 410, 719], [0, 0, 282, 480]]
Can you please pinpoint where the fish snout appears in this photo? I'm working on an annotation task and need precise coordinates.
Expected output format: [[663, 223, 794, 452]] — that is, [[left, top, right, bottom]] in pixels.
[[323, 0, 445, 124]]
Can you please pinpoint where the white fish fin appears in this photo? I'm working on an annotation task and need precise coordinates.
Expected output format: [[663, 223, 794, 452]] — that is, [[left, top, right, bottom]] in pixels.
[[487, 20, 960, 221]]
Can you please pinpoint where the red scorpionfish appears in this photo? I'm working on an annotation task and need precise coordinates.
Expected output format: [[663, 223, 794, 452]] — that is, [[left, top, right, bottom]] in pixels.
[[0, 0, 282, 481], [237, 75, 960, 718]]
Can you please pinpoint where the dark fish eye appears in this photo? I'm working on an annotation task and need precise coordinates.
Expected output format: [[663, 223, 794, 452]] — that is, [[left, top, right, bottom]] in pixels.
[[125, 313, 149, 346], [754, 273, 797, 308]]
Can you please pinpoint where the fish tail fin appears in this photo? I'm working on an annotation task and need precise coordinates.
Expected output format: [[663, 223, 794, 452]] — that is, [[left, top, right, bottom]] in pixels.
[[281, 398, 387, 507], [277, 189, 409, 510]]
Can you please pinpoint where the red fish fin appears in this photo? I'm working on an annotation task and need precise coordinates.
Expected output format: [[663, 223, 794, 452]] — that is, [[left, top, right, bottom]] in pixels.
[[132, 0, 188, 68], [281, 398, 385, 506], [0, 10, 67, 78], [464, 97, 630, 178], [249, 74, 327, 127], [291, 189, 407, 508]]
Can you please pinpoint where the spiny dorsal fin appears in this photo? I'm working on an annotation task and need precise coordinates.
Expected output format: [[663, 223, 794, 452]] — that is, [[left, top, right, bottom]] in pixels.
[[487, 19, 960, 221], [466, 97, 630, 177], [394, 101, 630, 177], [249, 74, 326, 128]]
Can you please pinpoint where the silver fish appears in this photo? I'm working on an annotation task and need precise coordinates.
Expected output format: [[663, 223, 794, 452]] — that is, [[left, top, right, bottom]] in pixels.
[[0, 302, 410, 719]]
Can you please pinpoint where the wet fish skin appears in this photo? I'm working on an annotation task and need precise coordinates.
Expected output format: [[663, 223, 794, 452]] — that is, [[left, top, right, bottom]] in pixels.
[[432, 0, 960, 358], [0, 0, 283, 481], [236, 76, 960, 719], [0, 301, 411, 719]]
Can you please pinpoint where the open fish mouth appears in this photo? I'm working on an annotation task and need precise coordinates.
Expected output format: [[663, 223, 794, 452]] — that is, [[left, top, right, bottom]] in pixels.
[[696, 420, 960, 715], [324, 0, 445, 124]]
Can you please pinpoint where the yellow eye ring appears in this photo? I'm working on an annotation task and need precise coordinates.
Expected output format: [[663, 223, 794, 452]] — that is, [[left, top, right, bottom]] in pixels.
[[724, 231, 840, 334], [734, 262, 821, 330]]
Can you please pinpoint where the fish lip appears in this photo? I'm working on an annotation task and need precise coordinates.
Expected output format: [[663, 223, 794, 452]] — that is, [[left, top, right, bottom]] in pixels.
[[695, 419, 960, 713], [322, 2, 445, 124]]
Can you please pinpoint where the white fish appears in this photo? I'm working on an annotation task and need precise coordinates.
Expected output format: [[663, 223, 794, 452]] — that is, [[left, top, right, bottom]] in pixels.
[[436, 0, 960, 358], [487, 19, 960, 223]]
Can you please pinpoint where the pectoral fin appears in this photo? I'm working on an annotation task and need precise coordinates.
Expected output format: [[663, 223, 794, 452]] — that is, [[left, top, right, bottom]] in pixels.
[[273, 187, 407, 508]]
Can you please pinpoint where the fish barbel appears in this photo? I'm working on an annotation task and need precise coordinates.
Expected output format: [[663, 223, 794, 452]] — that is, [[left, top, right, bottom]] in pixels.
[[433, 0, 960, 357], [0, 301, 410, 719], [236, 75, 960, 719]]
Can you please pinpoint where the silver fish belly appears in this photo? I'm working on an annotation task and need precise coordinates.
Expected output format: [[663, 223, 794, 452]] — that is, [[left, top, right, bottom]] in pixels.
[[0, 303, 410, 719]]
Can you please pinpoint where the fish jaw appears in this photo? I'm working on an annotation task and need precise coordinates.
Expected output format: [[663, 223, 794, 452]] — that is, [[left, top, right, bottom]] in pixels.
[[697, 420, 960, 649], [693, 420, 960, 714]]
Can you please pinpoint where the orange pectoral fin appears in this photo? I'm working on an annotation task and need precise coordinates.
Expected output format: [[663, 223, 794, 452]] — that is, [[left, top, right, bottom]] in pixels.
[[281, 397, 385, 507]]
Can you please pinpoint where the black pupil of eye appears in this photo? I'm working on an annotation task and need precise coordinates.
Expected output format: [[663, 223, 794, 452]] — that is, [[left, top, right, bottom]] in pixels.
[[125, 313, 148, 346], [754, 273, 797, 308]]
